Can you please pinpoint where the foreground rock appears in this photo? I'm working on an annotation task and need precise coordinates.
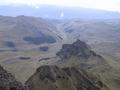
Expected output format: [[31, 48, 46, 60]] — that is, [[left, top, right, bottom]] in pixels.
[[0, 65, 24, 90], [26, 65, 103, 90]]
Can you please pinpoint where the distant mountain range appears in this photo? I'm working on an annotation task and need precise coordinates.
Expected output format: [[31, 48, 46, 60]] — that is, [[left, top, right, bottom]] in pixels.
[[0, 5, 120, 19]]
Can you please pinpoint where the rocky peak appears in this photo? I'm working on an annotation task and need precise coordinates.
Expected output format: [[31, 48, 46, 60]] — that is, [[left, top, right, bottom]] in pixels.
[[56, 39, 100, 59]]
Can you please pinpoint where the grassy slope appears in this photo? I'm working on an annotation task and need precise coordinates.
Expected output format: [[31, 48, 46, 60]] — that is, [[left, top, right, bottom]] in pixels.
[[55, 55, 120, 90]]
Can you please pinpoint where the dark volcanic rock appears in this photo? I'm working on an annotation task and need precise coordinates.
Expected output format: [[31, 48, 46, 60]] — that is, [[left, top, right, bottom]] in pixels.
[[56, 39, 100, 59], [56, 39, 109, 72], [0, 65, 24, 90], [26, 65, 102, 90], [36, 66, 57, 82]]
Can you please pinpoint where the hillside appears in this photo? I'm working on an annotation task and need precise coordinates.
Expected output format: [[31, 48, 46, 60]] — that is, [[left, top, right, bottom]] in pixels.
[[0, 15, 61, 48], [54, 40, 120, 90], [26, 39, 115, 90], [60, 19, 120, 58], [0, 64, 106, 90], [26, 65, 104, 90], [56, 40, 109, 69], [0, 15, 63, 83]]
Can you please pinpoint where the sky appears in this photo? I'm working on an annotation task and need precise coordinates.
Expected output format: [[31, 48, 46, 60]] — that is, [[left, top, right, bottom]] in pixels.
[[0, 0, 120, 12]]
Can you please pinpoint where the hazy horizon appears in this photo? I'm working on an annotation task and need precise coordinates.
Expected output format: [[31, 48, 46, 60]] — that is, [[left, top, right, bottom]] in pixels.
[[0, 0, 120, 12]]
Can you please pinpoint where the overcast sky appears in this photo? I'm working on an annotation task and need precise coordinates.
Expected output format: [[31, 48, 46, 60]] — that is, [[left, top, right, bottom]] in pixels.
[[0, 0, 120, 12]]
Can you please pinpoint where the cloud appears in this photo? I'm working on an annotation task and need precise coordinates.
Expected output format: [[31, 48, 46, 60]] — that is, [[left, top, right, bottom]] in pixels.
[[0, 0, 120, 12], [60, 12, 64, 17]]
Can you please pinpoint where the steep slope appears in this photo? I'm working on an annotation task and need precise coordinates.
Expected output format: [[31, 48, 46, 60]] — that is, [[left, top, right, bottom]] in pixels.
[[0, 65, 24, 90], [56, 40, 109, 71], [55, 39, 120, 90], [26, 65, 103, 90], [25, 39, 110, 90]]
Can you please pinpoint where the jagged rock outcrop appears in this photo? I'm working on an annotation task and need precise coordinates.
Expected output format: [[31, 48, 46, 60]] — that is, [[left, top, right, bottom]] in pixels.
[[26, 65, 103, 90], [56, 39, 102, 59], [0, 65, 24, 90], [56, 39, 111, 72]]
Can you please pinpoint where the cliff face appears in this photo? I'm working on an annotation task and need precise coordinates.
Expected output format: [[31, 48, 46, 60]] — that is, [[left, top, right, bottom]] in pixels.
[[26, 65, 102, 90], [0, 65, 24, 90]]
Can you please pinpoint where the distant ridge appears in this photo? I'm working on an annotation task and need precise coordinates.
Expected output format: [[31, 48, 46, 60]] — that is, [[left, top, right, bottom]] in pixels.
[[0, 5, 120, 19]]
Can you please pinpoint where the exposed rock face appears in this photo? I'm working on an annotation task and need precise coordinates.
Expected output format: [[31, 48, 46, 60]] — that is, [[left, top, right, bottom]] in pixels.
[[0, 65, 24, 90], [56, 39, 102, 59], [56, 39, 111, 74], [26, 65, 102, 90]]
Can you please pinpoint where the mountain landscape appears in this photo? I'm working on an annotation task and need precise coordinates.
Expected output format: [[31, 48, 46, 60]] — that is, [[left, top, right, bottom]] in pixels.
[[26, 65, 104, 90], [25, 40, 110, 90], [0, 5, 120, 90], [54, 40, 120, 90]]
